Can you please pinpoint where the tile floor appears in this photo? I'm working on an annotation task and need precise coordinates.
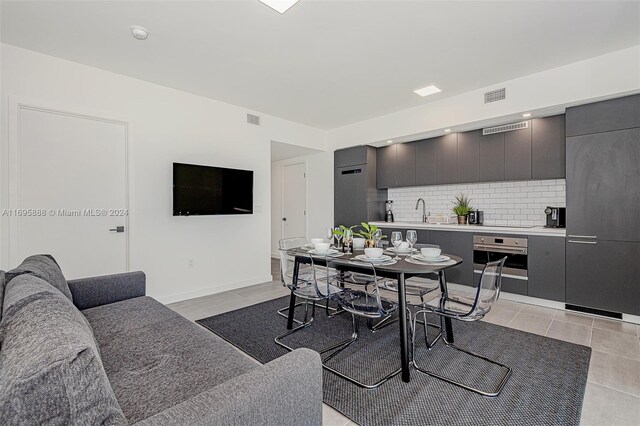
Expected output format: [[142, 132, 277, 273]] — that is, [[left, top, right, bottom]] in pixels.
[[168, 259, 640, 426]]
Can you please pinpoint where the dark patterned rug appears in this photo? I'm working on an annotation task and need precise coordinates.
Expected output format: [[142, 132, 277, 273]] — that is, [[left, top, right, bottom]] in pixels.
[[197, 296, 590, 426]]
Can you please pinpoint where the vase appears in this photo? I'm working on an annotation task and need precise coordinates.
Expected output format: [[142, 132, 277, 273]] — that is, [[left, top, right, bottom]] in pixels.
[[457, 215, 468, 225], [365, 239, 376, 248]]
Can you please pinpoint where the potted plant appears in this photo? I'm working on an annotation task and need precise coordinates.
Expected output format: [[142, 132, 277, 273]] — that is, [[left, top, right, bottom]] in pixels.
[[333, 225, 356, 252], [355, 222, 387, 248], [452, 193, 472, 224]]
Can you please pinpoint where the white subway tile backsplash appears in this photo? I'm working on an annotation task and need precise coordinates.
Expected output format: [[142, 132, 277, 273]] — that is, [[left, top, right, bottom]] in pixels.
[[388, 179, 566, 226]]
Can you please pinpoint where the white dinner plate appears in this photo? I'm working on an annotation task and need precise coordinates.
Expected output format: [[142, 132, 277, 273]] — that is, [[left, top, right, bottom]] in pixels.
[[411, 254, 451, 263], [354, 254, 392, 263], [386, 247, 417, 254], [308, 248, 340, 256]]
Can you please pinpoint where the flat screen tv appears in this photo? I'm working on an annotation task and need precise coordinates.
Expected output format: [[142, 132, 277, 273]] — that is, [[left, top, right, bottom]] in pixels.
[[173, 162, 253, 216]]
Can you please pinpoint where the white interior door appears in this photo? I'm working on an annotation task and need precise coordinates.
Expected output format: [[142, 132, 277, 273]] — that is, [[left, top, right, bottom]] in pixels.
[[281, 162, 306, 239], [9, 105, 128, 278]]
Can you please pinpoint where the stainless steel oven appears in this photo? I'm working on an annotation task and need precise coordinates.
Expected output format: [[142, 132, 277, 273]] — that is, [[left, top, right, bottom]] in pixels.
[[473, 235, 528, 283]]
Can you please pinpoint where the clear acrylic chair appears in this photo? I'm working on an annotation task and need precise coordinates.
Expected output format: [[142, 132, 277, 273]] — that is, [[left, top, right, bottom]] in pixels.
[[411, 257, 512, 397], [276, 237, 313, 325], [274, 254, 352, 355], [322, 259, 402, 389]]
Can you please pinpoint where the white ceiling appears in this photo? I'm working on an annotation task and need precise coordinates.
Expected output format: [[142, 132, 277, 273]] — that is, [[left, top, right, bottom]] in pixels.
[[2, 1, 639, 129], [270, 140, 321, 162]]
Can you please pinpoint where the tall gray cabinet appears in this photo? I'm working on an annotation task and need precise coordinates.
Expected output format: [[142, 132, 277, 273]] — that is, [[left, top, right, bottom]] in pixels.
[[334, 146, 386, 227], [565, 94, 640, 315]]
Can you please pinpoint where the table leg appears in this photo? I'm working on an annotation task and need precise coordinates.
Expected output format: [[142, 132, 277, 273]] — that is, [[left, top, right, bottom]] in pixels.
[[438, 270, 454, 343], [286, 259, 300, 330], [397, 273, 411, 382]]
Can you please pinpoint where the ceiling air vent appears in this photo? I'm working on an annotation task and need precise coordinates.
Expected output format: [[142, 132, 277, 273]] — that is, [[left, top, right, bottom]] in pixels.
[[484, 88, 506, 103], [483, 121, 528, 135], [247, 113, 261, 126]]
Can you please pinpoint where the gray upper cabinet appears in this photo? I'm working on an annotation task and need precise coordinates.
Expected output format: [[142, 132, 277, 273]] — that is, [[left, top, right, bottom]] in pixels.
[[528, 236, 565, 302], [415, 138, 438, 186], [436, 134, 458, 184], [457, 130, 480, 184], [395, 142, 416, 187], [566, 128, 640, 242], [376, 144, 396, 189], [566, 94, 640, 137], [334, 145, 368, 168], [532, 115, 566, 179], [504, 125, 532, 181], [478, 133, 505, 182]]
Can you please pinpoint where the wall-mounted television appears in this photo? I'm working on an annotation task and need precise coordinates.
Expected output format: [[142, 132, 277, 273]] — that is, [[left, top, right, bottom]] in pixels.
[[173, 162, 253, 216]]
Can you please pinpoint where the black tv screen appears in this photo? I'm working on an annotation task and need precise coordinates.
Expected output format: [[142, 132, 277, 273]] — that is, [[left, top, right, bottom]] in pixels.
[[173, 163, 253, 216]]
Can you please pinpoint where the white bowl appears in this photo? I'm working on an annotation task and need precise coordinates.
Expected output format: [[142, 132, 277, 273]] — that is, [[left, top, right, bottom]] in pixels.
[[310, 238, 325, 244], [313, 242, 330, 252], [353, 237, 365, 248], [421, 247, 442, 259], [364, 248, 384, 259]]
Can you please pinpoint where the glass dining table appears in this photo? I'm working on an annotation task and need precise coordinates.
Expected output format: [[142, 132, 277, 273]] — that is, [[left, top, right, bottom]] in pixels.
[[285, 246, 463, 383]]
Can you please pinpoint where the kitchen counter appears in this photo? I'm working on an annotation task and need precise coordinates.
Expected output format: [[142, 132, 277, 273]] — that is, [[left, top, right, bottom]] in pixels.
[[369, 221, 566, 237]]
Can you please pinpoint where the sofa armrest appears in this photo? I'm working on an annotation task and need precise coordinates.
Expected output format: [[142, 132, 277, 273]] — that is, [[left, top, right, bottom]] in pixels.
[[134, 348, 323, 426], [68, 271, 146, 310]]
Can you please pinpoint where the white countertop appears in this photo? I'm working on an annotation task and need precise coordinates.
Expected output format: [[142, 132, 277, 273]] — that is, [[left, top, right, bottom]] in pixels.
[[369, 221, 566, 237]]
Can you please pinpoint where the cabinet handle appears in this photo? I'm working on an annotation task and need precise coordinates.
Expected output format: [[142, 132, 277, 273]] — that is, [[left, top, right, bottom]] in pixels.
[[568, 240, 597, 245], [568, 235, 597, 239]]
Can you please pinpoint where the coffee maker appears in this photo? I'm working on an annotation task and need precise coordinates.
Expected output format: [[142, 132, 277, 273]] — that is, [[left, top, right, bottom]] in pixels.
[[385, 200, 395, 223], [544, 206, 566, 228]]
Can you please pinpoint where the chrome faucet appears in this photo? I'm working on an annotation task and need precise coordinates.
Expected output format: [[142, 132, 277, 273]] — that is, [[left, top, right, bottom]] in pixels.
[[415, 198, 428, 222]]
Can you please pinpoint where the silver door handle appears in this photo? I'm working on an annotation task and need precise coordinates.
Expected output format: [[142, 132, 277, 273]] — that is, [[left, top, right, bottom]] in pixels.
[[109, 226, 125, 233], [568, 235, 597, 239], [568, 240, 596, 244]]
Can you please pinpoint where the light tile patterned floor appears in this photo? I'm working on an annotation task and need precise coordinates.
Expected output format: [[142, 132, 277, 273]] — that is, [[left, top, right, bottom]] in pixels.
[[168, 259, 640, 426]]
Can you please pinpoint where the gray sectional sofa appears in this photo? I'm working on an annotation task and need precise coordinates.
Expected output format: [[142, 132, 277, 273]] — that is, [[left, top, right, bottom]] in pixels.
[[0, 255, 323, 425]]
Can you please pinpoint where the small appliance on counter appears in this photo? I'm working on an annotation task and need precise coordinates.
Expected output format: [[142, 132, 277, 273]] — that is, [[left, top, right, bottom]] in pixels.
[[468, 210, 484, 225], [385, 200, 394, 223], [544, 206, 566, 228]]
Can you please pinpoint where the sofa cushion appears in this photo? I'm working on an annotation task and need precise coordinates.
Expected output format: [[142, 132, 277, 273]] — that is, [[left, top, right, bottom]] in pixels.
[[5, 254, 73, 302], [82, 296, 257, 423], [0, 275, 126, 425]]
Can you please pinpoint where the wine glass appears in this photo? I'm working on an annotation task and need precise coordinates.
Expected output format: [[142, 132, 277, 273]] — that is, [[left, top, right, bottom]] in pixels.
[[326, 227, 335, 246], [390, 231, 403, 260], [406, 230, 417, 254], [373, 229, 383, 248], [334, 227, 343, 251], [344, 228, 353, 254]]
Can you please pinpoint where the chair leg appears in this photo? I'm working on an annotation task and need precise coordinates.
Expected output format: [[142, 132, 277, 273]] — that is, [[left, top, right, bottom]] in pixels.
[[411, 311, 512, 397], [322, 315, 402, 389], [277, 302, 306, 325]]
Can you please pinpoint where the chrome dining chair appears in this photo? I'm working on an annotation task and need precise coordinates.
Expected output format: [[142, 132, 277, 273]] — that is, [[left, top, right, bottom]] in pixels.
[[323, 259, 401, 389], [274, 253, 352, 355], [411, 257, 512, 397]]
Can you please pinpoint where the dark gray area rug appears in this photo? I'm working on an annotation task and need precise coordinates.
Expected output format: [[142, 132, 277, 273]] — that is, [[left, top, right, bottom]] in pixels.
[[197, 297, 590, 426]]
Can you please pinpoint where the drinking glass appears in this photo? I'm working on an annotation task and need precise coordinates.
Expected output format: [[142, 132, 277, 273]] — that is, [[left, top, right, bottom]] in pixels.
[[326, 227, 335, 245], [390, 231, 403, 260], [334, 227, 343, 251], [373, 229, 383, 248], [344, 228, 353, 254], [406, 230, 417, 253]]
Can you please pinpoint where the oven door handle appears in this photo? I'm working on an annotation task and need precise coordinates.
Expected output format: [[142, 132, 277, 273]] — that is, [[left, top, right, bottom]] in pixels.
[[473, 244, 527, 254]]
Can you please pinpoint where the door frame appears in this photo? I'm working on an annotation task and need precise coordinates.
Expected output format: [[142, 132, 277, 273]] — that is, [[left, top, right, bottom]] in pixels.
[[280, 160, 307, 240], [3, 96, 133, 270]]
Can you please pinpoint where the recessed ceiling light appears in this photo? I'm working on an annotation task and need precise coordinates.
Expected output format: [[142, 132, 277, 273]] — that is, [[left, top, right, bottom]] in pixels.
[[444, 129, 452, 133], [258, 0, 300, 13], [413, 85, 442, 97], [386, 140, 393, 144], [130, 26, 149, 40], [522, 113, 532, 117]]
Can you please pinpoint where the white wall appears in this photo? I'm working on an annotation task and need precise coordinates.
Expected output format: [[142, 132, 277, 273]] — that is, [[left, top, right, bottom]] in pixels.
[[328, 45, 640, 149], [271, 151, 334, 257], [1, 44, 326, 303]]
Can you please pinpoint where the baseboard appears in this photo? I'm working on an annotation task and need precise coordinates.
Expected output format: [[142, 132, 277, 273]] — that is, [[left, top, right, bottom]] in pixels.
[[155, 274, 273, 305], [498, 292, 566, 310]]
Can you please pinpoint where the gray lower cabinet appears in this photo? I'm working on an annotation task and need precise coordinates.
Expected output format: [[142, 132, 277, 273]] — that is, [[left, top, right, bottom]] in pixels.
[[436, 134, 458, 184], [457, 130, 480, 183], [415, 139, 438, 186], [566, 94, 640, 137], [376, 144, 396, 189], [429, 231, 473, 286], [532, 115, 565, 179], [566, 239, 640, 315], [478, 133, 505, 182], [528, 236, 565, 302], [566, 128, 640, 242], [380, 228, 429, 246], [504, 124, 532, 181]]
